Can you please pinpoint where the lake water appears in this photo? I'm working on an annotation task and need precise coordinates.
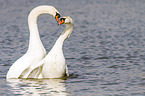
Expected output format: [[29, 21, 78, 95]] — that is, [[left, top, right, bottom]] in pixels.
[[1, 0, 145, 95]]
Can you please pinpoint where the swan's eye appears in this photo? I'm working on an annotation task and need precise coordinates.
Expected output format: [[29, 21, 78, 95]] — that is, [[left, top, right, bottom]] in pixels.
[[58, 18, 66, 25], [55, 12, 60, 23]]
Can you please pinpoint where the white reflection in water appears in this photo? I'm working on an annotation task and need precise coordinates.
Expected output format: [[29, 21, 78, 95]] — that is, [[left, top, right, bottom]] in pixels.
[[7, 78, 68, 96]]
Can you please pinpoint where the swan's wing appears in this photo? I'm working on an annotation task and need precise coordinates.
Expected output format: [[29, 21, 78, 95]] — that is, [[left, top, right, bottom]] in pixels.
[[7, 54, 32, 79], [27, 66, 42, 78], [65, 65, 69, 77], [27, 60, 45, 78], [7, 53, 46, 79]]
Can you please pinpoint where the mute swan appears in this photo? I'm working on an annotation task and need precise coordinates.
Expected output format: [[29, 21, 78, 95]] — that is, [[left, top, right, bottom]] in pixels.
[[6, 5, 61, 79], [28, 16, 74, 78]]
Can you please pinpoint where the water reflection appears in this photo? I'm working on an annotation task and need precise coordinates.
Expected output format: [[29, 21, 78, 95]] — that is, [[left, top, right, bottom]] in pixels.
[[7, 78, 68, 96]]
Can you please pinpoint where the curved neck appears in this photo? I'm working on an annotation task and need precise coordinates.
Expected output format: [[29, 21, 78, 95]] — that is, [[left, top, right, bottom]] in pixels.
[[27, 6, 58, 52], [51, 23, 74, 52]]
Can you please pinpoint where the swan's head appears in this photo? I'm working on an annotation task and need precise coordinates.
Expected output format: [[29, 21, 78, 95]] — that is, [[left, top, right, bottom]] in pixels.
[[29, 5, 61, 24], [58, 16, 73, 25]]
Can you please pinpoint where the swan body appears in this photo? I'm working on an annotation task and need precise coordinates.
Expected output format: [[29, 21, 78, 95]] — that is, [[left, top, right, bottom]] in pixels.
[[28, 16, 74, 78], [6, 5, 60, 79]]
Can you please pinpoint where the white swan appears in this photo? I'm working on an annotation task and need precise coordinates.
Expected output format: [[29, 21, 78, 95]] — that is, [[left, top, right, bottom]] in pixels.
[[6, 5, 61, 79], [28, 16, 74, 78]]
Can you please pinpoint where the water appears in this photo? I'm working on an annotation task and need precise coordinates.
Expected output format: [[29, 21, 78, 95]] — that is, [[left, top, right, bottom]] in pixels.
[[1, 0, 145, 95]]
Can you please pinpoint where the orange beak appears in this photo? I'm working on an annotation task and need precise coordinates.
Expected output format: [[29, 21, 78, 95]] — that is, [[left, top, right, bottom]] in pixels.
[[55, 15, 60, 23], [58, 19, 65, 25], [55, 12, 60, 24]]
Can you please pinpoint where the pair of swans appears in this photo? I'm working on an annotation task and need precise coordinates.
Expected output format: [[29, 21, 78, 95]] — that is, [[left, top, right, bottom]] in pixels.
[[6, 5, 74, 79]]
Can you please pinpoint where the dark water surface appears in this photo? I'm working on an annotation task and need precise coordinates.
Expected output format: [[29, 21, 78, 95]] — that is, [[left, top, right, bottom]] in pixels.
[[1, 0, 145, 95]]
